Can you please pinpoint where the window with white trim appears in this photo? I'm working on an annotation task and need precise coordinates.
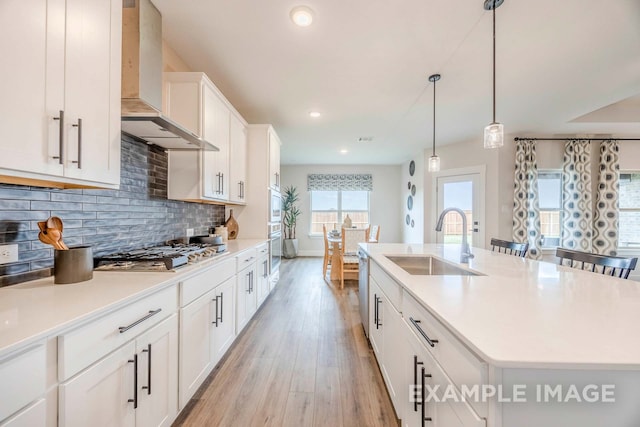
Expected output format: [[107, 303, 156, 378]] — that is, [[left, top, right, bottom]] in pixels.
[[619, 172, 640, 248], [538, 171, 562, 248], [310, 190, 369, 235]]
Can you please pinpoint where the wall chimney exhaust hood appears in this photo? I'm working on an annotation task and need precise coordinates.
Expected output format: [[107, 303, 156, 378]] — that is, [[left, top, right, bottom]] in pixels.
[[121, 0, 218, 151]]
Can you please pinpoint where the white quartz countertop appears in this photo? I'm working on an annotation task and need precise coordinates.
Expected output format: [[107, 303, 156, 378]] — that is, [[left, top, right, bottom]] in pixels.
[[361, 243, 640, 370], [0, 239, 266, 358]]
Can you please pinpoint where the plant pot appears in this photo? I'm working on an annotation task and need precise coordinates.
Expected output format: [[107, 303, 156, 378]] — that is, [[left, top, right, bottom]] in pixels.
[[283, 238, 299, 259]]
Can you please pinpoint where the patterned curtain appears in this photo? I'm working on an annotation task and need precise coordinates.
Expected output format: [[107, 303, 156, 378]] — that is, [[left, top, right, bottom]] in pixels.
[[561, 140, 593, 251], [512, 139, 543, 259], [307, 174, 373, 191], [592, 140, 620, 255]]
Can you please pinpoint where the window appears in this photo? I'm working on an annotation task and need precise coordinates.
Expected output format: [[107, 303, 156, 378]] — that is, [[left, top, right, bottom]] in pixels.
[[619, 172, 640, 248], [310, 190, 369, 234], [538, 171, 562, 248]]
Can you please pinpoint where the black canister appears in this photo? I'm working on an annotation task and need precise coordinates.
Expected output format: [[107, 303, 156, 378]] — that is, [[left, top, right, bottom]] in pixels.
[[54, 245, 94, 284]]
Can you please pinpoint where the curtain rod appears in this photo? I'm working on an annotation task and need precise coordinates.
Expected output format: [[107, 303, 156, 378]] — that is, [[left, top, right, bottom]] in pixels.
[[514, 137, 640, 142]]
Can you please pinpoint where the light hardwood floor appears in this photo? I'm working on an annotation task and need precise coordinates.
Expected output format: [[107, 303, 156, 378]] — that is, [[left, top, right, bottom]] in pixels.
[[173, 257, 399, 427]]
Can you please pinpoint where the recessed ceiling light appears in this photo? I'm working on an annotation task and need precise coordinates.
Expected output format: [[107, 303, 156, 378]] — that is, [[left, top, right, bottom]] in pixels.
[[340, 149, 348, 154], [309, 111, 321, 118], [290, 6, 314, 27]]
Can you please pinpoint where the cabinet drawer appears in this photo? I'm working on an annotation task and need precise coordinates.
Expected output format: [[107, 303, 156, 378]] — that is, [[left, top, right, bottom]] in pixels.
[[235, 248, 257, 272], [181, 257, 236, 306], [371, 262, 402, 311], [255, 242, 268, 257], [0, 398, 46, 427], [58, 285, 177, 380], [0, 345, 46, 421], [403, 290, 488, 418]]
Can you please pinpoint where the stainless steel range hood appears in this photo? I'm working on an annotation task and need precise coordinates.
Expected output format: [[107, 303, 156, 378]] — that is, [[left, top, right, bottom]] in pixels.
[[121, 0, 218, 151]]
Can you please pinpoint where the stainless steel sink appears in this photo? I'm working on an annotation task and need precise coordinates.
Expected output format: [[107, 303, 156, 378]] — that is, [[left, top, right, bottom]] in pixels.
[[386, 256, 481, 276]]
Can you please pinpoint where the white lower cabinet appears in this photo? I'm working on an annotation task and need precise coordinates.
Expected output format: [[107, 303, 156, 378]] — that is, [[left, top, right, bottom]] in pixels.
[[59, 315, 178, 427], [236, 262, 257, 333], [0, 399, 46, 427], [0, 344, 46, 423], [256, 255, 270, 307]]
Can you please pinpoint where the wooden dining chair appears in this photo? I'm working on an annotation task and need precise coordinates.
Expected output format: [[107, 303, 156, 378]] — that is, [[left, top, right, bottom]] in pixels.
[[340, 227, 368, 288], [366, 225, 381, 243], [556, 248, 638, 279], [322, 224, 332, 277], [490, 238, 529, 258]]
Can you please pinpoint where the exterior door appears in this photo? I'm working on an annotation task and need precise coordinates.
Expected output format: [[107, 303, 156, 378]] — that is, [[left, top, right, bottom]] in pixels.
[[436, 173, 484, 248]]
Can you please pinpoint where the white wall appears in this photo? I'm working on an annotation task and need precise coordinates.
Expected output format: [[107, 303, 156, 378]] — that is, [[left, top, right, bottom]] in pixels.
[[280, 165, 401, 256], [401, 157, 424, 244]]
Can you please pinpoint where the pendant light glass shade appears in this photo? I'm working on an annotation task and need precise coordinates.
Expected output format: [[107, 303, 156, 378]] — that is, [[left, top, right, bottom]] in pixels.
[[428, 155, 440, 172], [484, 122, 504, 148]]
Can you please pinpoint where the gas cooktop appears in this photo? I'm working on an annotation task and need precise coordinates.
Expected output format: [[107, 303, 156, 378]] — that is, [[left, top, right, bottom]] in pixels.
[[94, 242, 227, 272]]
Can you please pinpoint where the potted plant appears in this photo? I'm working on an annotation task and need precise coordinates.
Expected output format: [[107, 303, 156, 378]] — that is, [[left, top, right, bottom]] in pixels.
[[282, 185, 301, 258]]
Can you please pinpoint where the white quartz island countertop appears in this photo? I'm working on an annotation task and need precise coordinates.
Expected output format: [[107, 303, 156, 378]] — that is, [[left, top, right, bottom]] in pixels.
[[0, 239, 266, 358], [361, 243, 640, 370]]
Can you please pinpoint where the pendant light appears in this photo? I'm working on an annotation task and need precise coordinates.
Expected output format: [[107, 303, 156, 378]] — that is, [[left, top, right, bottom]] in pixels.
[[428, 74, 441, 172], [483, 0, 504, 149]]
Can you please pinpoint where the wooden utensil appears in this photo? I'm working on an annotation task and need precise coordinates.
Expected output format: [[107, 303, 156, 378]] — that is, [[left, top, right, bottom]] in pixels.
[[45, 216, 68, 250], [38, 231, 63, 250]]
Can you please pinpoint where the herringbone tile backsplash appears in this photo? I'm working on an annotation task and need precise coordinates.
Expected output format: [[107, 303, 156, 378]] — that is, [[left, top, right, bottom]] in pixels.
[[0, 135, 225, 287]]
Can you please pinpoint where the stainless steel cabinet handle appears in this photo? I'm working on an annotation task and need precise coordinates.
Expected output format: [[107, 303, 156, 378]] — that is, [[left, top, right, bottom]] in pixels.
[[212, 296, 219, 326], [127, 355, 138, 408], [375, 295, 382, 329], [52, 110, 64, 164], [410, 317, 439, 347], [71, 118, 82, 168], [118, 308, 162, 333], [263, 260, 268, 278], [219, 292, 223, 323], [141, 344, 152, 395]]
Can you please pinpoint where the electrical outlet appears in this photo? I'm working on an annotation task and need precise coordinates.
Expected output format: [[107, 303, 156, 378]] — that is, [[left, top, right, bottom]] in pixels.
[[186, 228, 194, 238], [0, 244, 19, 265]]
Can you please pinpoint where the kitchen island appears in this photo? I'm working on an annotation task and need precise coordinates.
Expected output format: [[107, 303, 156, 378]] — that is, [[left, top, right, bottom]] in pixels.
[[361, 243, 640, 427]]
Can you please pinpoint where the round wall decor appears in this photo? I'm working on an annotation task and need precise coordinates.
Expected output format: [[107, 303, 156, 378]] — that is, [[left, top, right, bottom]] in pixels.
[[411, 184, 416, 196], [407, 195, 413, 210], [409, 160, 416, 176], [407, 181, 411, 190], [411, 219, 415, 228], [406, 214, 410, 225]]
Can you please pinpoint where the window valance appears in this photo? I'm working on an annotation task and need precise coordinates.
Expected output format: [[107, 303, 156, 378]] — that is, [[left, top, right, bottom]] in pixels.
[[307, 174, 373, 191]]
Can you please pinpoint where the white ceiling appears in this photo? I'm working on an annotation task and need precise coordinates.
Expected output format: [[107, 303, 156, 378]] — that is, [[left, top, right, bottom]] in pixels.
[[152, 0, 640, 165]]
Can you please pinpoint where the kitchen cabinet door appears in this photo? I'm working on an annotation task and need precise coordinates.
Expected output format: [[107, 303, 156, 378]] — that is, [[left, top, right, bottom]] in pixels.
[[236, 264, 257, 333], [0, 399, 46, 427], [135, 315, 178, 427], [369, 278, 384, 357], [205, 85, 230, 200], [382, 296, 406, 414], [228, 114, 247, 203], [268, 130, 281, 190], [0, 0, 64, 178], [179, 288, 215, 409], [62, 0, 121, 185], [0, 0, 120, 187], [256, 257, 270, 307], [211, 276, 236, 366], [59, 341, 136, 427]]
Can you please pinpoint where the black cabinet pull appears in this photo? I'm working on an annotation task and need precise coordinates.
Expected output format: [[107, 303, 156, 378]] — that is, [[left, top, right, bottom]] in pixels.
[[414, 355, 424, 412], [375, 295, 382, 329], [128, 355, 138, 408], [71, 118, 82, 168], [119, 309, 162, 333], [373, 294, 378, 329], [212, 296, 219, 326], [410, 317, 438, 348], [52, 110, 64, 164], [421, 366, 432, 426], [141, 344, 152, 395], [218, 292, 224, 323]]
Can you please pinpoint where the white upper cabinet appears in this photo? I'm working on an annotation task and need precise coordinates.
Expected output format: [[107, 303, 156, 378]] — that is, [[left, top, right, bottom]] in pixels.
[[0, 0, 121, 188], [165, 72, 247, 204], [269, 130, 281, 191], [228, 114, 247, 203]]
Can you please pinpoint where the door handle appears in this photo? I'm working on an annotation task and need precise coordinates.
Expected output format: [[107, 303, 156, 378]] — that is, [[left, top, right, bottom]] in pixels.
[[52, 110, 64, 164], [141, 344, 152, 395], [71, 118, 82, 168]]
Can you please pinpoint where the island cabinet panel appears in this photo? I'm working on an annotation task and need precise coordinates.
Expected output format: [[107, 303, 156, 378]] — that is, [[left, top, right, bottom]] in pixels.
[[0, 0, 121, 188], [403, 323, 485, 427], [0, 344, 46, 422], [369, 275, 405, 415], [403, 289, 488, 418]]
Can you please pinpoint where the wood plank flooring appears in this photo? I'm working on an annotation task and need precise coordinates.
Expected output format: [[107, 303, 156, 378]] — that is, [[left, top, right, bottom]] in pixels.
[[173, 257, 399, 427]]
